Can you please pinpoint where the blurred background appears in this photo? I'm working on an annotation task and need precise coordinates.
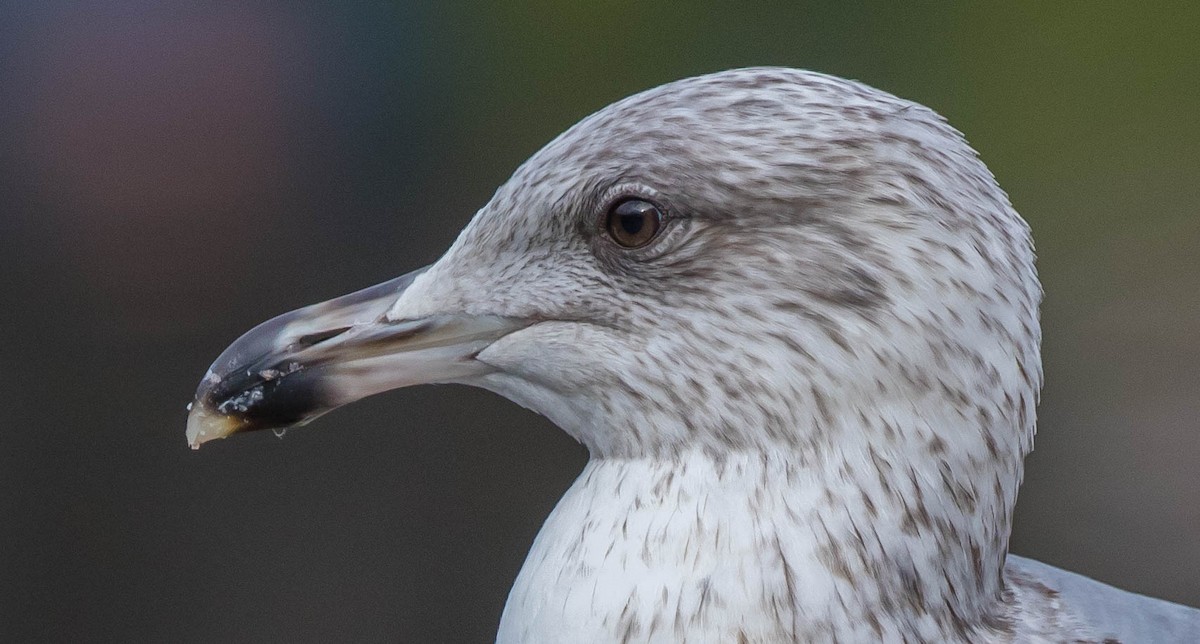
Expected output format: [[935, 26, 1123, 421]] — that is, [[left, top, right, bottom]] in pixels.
[[1, 1, 1197, 641]]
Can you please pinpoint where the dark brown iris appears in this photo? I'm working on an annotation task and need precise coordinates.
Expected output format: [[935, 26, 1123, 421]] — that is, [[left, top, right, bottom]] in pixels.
[[605, 198, 663, 248]]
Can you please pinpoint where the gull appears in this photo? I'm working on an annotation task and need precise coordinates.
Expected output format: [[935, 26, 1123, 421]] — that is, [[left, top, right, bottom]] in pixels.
[[186, 68, 1199, 642]]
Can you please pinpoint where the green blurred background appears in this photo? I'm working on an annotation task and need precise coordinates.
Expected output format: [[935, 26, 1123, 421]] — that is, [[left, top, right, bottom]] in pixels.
[[1, 1, 1196, 641]]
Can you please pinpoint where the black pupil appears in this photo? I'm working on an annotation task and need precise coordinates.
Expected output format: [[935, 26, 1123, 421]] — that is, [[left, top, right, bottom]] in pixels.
[[619, 210, 645, 235]]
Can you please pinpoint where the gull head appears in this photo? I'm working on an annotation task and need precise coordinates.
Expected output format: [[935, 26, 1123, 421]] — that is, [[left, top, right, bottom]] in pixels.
[[187, 67, 1041, 476]]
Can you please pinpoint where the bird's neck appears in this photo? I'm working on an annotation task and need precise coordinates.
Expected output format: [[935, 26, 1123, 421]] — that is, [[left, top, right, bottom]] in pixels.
[[499, 446, 1016, 643]]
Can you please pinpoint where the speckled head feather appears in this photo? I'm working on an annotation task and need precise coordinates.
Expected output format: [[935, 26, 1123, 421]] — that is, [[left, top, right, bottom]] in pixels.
[[404, 68, 1041, 455]]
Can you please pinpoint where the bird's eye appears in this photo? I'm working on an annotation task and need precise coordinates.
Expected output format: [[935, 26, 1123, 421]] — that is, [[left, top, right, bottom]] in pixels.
[[605, 199, 663, 248]]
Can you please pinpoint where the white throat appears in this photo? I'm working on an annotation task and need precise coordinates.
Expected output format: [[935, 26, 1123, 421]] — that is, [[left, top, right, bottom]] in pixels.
[[497, 434, 1015, 643]]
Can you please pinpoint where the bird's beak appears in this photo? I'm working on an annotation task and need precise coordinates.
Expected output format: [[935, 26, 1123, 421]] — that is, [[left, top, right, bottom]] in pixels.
[[185, 267, 527, 449]]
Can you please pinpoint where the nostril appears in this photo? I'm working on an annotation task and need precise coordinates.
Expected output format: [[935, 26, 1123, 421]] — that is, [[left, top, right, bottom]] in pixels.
[[295, 326, 352, 349]]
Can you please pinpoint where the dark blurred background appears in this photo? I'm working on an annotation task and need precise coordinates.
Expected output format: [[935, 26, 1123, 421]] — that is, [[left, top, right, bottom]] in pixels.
[[1, 2, 1197, 641]]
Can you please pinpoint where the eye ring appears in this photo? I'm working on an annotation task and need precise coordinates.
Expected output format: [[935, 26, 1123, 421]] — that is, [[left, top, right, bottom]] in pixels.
[[605, 198, 664, 248]]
